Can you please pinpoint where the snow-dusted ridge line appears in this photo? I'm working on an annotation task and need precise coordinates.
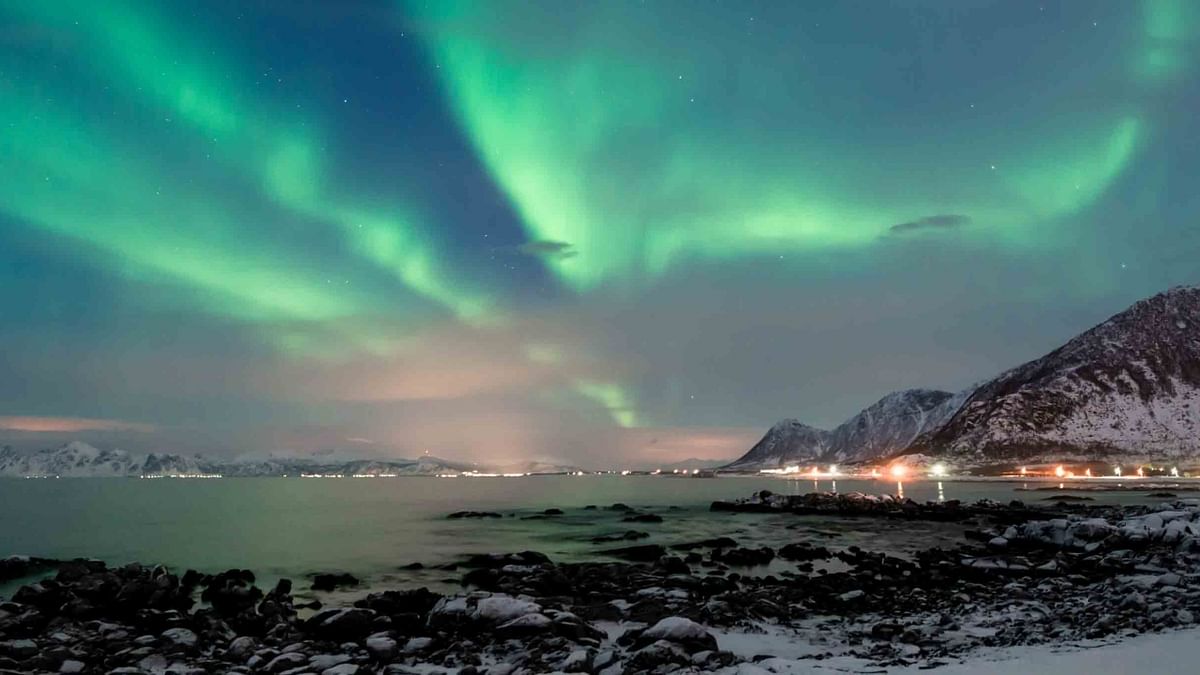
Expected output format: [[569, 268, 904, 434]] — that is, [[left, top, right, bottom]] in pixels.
[[0, 441, 581, 478], [726, 387, 970, 469], [732, 285, 1200, 469]]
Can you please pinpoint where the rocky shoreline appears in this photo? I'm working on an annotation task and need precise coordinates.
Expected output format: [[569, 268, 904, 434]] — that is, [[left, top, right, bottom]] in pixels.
[[5, 490, 1200, 674]]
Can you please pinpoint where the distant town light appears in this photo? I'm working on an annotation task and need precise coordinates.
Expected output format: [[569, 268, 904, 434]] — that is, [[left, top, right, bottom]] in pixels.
[[1054, 465, 1066, 478], [930, 463, 947, 478], [1114, 466, 1122, 477]]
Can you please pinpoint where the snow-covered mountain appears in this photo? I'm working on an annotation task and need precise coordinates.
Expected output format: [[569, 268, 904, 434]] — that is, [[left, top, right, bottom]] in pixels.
[[914, 285, 1200, 463], [653, 457, 733, 472], [823, 388, 971, 464], [0, 442, 570, 477], [726, 388, 969, 469], [724, 419, 831, 469], [0, 442, 210, 477]]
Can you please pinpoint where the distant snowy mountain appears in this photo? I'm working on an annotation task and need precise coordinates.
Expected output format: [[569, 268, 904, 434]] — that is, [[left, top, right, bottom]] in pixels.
[[654, 457, 733, 471], [724, 419, 831, 469], [729, 286, 1200, 470], [489, 461, 581, 475], [725, 388, 970, 470], [0, 443, 571, 478], [0, 442, 210, 477], [914, 286, 1200, 464], [823, 388, 971, 464]]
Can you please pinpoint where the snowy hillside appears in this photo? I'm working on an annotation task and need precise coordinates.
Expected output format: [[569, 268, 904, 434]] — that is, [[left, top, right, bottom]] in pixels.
[[823, 388, 969, 464], [0, 443, 569, 477], [0, 442, 210, 477], [724, 419, 831, 469], [725, 388, 970, 470], [915, 285, 1200, 463]]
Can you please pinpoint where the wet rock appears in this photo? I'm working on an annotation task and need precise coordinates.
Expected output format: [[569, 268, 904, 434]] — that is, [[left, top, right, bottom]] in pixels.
[[628, 639, 691, 670], [225, 636, 257, 660], [264, 651, 308, 673], [200, 569, 262, 617], [600, 545, 666, 562], [0, 639, 37, 659], [494, 612, 553, 637], [447, 511, 502, 519], [591, 531, 649, 544], [670, 537, 738, 551], [311, 573, 359, 592], [309, 653, 352, 670], [712, 546, 774, 567], [657, 556, 690, 575], [365, 634, 398, 660], [778, 543, 831, 561], [637, 616, 719, 653], [461, 551, 550, 569], [473, 596, 542, 624], [304, 608, 376, 641], [160, 627, 198, 650], [622, 513, 663, 523]]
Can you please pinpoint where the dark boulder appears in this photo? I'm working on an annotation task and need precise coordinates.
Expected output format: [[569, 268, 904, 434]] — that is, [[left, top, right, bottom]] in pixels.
[[311, 572, 359, 592]]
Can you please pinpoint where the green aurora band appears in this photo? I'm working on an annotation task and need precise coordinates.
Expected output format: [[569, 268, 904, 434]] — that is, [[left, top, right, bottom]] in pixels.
[[408, 0, 1190, 292], [1, 0, 489, 347]]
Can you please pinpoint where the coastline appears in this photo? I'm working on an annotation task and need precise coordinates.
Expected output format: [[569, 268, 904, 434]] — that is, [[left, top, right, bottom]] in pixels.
[[5, 490, 1200, 673]]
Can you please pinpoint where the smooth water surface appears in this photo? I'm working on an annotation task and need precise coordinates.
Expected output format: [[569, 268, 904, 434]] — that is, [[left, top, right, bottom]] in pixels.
[[0, 475, 1186, 597]]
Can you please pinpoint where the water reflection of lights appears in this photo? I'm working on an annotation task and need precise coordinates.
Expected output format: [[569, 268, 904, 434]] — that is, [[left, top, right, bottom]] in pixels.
[[896, 481, 904, 499], [937, 481, 944, 502]]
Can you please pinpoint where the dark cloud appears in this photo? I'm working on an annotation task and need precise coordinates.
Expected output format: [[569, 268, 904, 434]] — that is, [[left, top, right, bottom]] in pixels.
[[514, 240, 578, 259], [888, 214, 972, 235]]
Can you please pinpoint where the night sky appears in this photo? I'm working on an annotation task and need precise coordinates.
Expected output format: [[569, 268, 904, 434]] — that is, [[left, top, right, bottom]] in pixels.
[[1, 0, 1197, 466]]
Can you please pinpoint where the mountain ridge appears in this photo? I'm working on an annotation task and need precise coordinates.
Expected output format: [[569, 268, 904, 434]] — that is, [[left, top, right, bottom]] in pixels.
[[912, 285, 1200, 463], [0, 442, 579, 477], [729, 285, 1200, 470]]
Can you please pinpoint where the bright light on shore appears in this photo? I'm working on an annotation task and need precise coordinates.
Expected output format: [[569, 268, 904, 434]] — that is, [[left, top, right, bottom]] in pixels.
[[890, 464, 907, 479], [1054, 465, 1066, 478], [1114, 466, 1122, 477], [930, 463, 947, 478]]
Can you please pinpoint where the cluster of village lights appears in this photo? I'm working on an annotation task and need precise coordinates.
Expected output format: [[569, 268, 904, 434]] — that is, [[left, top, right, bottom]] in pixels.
[[1032, 464, 1181, 479], [761, 462, 948, 479]]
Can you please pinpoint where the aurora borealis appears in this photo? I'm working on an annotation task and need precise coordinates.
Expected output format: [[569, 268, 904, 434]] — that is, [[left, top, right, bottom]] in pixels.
[[1, 0, 1197, 465]]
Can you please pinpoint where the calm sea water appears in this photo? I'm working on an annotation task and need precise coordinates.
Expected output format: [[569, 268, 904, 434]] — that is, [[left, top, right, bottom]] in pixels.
[[0, 475, 1183, 600]]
